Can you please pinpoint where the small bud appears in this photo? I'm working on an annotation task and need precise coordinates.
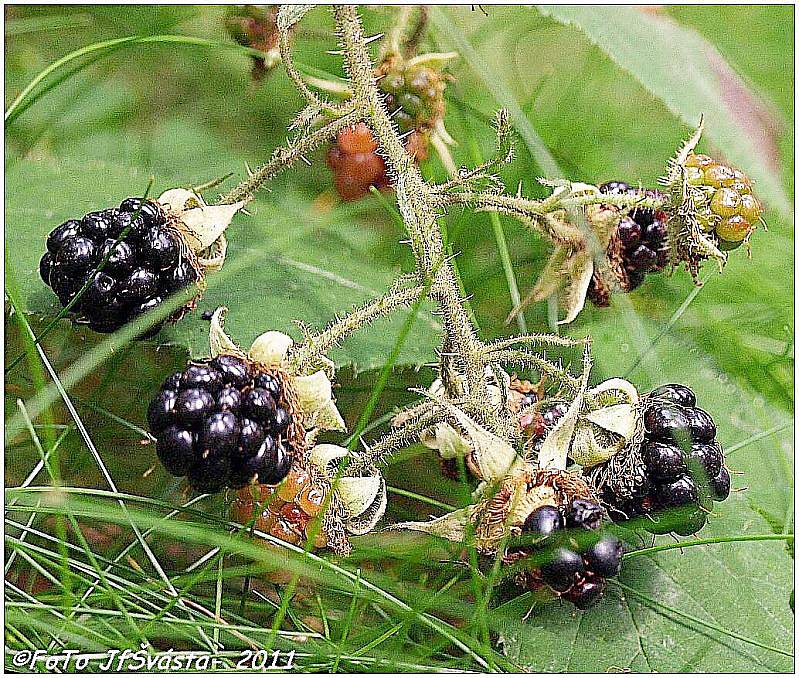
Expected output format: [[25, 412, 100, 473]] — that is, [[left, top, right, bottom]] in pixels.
[[249, 331, 294, 365]]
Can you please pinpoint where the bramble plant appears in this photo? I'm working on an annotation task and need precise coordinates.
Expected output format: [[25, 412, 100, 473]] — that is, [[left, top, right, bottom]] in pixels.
[[6, 4, 793, 671], [135, 6, 748, 602]]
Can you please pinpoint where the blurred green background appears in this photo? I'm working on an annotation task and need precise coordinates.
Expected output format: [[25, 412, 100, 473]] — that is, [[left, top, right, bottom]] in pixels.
[[5, 5, 794, 672]]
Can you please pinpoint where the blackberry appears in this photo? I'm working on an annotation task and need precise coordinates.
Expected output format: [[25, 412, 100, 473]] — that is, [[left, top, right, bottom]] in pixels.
[[540, 547, 585, 592], [522, 505, 563, 541], [595, 383, 731, 535], [147, 355, 298, 493], [39, 198, 201, 335], [589, 183, 670, 304], [508, 500, 620, 609]]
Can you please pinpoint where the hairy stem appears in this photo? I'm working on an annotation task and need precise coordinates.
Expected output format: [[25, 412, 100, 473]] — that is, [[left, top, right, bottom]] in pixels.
[[288, 282, 428, 371], [334, 4, 489, 402], [218, 111, 359, 205]]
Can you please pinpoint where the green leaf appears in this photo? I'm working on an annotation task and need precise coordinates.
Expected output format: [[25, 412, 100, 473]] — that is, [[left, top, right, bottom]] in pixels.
[[535, 5, 792, 221], [5, 158, 439, 372]]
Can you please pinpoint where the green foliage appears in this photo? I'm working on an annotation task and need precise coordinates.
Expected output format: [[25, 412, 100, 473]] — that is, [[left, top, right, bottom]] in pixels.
[[5, 5, 794, 673]]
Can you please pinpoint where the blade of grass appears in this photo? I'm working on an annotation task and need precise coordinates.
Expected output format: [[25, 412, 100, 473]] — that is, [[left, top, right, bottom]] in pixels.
[[429, 6, 561, 177], [623, 533, 794, 560]]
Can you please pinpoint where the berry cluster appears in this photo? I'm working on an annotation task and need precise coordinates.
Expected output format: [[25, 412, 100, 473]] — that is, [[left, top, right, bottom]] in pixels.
[[600, 384, 730, 535], [599, 181, 670, 291], [377, 61, 446, 134], [684, 153, 763, 249], [147, 354, 296, 494], [326, 123, 428, 201], [230, 468, 329, 548], [507, 500, 623, 609], [39, 198, 199, 334]]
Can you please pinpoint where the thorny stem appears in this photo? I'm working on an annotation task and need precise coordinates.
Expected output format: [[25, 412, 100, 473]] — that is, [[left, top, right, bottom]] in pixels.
[[287, 282, 427, 372], [334, 4, 490, 404], [218, 111, 359, 205], [219, 5, 585, 468], [434, 190, 667, 246]]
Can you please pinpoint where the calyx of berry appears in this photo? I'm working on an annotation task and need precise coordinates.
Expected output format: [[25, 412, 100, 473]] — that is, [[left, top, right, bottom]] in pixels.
[[393, 464, 597, 554], [309, 444, 387, 536], [157, 188, 246, 272], [208, 307, 345, 433], [417, 367, 510, 475], [521, 182, 623, 325]]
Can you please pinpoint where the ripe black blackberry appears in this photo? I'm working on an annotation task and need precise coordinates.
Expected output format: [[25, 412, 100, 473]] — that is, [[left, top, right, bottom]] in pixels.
[[147, 354, 298, 494], [597, 383, 731, 535], [588, 182, 669, 306], [507, 500, 623, 609], [39, 198, 201, 335]]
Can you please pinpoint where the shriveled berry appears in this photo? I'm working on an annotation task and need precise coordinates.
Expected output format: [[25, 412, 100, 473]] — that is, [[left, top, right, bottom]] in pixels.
[[47, 220, 82, 254], [709, 466, 731, 501], [147, 389, 177, 432], [540, 547, 585, 592], [175, 388, 215, 425], [212, 354, 251, 387], [522, 505, 563, 540], [583, 536, 623, 577], [566, 499, 603, 530], [649, 384, 696, 407], [156, 426, 195, 476]]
